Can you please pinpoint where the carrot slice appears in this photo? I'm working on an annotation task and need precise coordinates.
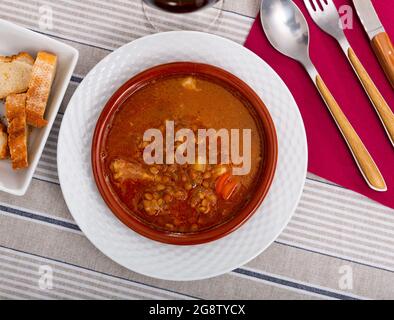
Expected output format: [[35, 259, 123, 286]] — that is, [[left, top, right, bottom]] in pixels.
[[215, 172, 239, 200], [221, 180, 239, 200], [215, 172, 231, 195]]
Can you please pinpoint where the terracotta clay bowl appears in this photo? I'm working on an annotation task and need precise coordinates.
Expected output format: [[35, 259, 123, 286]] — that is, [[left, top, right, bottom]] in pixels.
[[92, 62, 278, 245]]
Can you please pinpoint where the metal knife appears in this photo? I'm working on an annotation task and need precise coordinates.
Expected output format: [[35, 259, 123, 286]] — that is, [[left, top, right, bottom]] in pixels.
[[353, 0, 394, 88]]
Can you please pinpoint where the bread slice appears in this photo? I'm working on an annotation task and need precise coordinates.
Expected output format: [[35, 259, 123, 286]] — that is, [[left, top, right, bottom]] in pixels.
[[5, 93, 28, 169], [0, 121, 8, 159], [0, 52, 34, 99], [26, 51, 57, 128]]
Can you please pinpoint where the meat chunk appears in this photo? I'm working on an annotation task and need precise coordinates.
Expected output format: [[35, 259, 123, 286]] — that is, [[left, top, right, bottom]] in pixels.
[[110, 159, 154, 183], [181, 77, 200, 91]]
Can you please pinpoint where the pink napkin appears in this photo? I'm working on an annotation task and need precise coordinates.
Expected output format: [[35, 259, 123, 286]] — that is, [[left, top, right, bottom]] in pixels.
[[245, 0, 394, 209]]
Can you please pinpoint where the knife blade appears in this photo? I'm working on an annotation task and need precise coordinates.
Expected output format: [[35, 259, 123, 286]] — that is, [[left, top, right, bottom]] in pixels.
[[353, 0, 384, 39], [353, 0, 394, 88]]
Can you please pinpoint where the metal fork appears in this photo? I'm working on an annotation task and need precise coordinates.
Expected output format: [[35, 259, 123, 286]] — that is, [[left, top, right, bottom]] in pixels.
[[304, 0, 394, 147]]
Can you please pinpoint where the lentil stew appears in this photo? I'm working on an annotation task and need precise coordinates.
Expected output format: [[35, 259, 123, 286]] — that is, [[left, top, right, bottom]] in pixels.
[[92, 63, 278, 245]]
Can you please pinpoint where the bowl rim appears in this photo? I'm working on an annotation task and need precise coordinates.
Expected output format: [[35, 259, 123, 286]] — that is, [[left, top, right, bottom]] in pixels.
[[91, 62, 278, 245]]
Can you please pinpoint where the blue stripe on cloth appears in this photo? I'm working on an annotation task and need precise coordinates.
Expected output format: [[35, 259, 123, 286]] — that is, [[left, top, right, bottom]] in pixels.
[[233, 269, 360, 300], [71, 75, 83, 83], [33, 176, 61, 186], [0, 244, 200, 300], [7, 196, 394, 280], [0, 204, 80, 231], [0, 203, 364, 298]]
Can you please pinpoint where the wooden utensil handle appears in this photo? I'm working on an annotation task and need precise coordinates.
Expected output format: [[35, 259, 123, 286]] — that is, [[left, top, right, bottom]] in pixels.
[[347, 47, 394, 146], [372, 32, 394, 88], [315, 75, 387, 192]]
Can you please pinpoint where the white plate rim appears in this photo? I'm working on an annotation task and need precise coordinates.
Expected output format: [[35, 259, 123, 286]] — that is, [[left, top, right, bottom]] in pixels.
[[58, 31, 308, 281]]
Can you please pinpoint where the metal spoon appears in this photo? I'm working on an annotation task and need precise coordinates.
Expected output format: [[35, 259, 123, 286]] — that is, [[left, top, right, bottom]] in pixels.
[[260, 0, 387, 192]]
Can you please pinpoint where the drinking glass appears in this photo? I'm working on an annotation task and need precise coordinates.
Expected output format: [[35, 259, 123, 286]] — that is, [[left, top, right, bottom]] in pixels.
[[142, 0, 224, 32]]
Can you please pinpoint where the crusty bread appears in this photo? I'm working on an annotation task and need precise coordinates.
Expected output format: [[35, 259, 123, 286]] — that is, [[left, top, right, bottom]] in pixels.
[[0, 52, 34, 99], [26, 51, 57, 128], [0, 121, 8, 159], [5, 93, 28, 169]]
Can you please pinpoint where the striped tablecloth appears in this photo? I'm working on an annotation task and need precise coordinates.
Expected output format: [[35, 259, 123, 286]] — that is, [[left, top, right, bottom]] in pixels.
[[0, 0, 393, 300]]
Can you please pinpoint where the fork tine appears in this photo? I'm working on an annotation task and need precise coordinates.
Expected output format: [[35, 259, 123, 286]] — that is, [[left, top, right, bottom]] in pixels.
[[327, 0, 338, 12], [319, 0, 341, 18], [303, 0, 316, 13], [311, 0, 322, 11], [320, 0, 338, 11], [320, 0, 337, 9], [318, 0, 328, 7], [304, 0, 344, 38]]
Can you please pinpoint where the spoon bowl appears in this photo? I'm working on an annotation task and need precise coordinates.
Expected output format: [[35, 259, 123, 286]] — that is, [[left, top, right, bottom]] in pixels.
[[260, 0, 311, 66]]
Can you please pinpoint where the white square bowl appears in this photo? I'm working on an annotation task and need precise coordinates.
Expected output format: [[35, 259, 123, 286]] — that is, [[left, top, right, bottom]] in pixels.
[[0, 19, 79, 195]]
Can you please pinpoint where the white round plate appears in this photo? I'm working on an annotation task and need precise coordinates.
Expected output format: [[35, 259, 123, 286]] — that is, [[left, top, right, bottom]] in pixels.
[[58, 31, 307, 281]]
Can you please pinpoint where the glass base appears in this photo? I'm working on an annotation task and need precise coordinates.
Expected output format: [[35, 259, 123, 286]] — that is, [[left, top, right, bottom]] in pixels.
[[142, 0, 224, 33]]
